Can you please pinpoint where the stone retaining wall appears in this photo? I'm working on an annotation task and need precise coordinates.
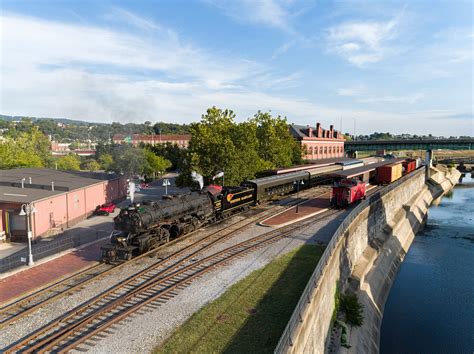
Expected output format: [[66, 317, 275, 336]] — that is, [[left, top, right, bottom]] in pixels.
[[276, 167, 460, 354]]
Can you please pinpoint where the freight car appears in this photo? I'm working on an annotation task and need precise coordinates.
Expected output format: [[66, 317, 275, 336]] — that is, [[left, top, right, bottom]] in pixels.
[[330, 179, 366, 207], [376, 162, 403, 184], [402, 159, 416, 175]]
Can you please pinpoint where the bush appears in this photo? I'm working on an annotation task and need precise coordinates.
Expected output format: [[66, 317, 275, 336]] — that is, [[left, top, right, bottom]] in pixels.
[[340, 293, 364, 327]]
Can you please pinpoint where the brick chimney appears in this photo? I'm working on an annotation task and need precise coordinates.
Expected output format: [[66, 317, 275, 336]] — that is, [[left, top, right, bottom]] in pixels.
[[307, 125, 313, 137], [316, 122, 321, 137]]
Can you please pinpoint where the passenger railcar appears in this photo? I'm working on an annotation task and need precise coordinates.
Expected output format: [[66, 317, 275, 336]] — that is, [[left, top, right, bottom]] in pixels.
[[245, 171, 310, 202]]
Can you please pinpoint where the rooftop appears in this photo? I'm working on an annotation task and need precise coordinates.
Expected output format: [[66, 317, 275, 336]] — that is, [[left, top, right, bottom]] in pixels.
[[0, 168, 121, 195], [0, 185, 62, 203]]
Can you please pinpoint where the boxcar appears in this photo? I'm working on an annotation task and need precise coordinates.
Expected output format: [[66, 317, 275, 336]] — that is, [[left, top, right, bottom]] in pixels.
[[330, 179, 366, 207], [376, 163, 403, 184]]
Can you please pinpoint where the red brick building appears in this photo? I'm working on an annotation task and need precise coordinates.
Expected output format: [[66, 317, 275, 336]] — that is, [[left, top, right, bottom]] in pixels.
[[112, 134, 191, 148], [290, 123, 345, 160]]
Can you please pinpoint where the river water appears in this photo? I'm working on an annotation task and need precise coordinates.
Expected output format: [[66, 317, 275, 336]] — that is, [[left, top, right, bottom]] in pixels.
[[380, 173, 474, 354]]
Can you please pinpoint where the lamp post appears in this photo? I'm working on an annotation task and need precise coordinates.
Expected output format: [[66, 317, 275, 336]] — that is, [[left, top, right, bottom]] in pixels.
[[293, 179, 305, 213], [19, 203, 36, 266]]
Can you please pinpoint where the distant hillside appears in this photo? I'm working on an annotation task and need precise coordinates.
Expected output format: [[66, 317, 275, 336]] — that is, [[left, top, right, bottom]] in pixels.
[[0, 114, 191, 142], [0, 114, 99, 125]]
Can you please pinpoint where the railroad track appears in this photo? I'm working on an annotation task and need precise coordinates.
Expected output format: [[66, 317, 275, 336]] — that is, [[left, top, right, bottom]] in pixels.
[[0, 187, 329, 333], [6, 207, 338, 353]]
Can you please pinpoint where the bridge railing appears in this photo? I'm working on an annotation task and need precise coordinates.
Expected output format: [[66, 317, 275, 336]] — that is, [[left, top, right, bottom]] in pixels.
[[274, 167, 425, 353]]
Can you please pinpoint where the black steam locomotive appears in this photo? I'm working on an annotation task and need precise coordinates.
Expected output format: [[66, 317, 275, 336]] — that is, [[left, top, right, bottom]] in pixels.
[[101, 167, 341, 263], [101, 185, 254, 262]]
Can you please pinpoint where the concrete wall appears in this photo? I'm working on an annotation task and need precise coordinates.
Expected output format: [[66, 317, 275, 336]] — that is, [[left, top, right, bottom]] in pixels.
[[278, 167, 460, 354]]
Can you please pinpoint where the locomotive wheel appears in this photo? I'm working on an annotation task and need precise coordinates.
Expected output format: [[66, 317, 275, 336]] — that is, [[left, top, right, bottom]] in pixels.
[[160, 228, 170, 243]]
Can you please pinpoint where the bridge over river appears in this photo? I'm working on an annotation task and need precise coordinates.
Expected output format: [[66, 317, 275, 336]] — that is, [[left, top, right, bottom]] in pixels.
[[344, 139, 474, 167]]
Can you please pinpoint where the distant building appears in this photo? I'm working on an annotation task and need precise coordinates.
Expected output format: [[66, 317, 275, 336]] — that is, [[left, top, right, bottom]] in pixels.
[[290, 123, 345, 160], [112, 134, 191, 148], [50, 142, 96, 156]]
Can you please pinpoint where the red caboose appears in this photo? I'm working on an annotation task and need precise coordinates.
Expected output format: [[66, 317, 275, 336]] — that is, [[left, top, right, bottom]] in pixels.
[[330, 179, 366, 208], [402, 158, 416, 175]]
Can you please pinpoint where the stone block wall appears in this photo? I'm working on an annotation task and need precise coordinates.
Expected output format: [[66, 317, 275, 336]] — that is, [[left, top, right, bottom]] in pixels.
[[277, 168, 458, 354]]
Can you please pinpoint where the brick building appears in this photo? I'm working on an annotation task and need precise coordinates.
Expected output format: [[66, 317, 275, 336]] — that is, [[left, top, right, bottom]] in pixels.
[[0, 168, 127, 242], [290, 123, 345, 160], [112, 134, 191, 148]]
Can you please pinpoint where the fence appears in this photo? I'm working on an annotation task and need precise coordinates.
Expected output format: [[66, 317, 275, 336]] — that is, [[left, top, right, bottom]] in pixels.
[[0, 229, 109, 274], [275, 168, 425, 353]]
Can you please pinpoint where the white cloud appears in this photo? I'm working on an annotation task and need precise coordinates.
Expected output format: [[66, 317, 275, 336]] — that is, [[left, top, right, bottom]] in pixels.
[[206, 0, 293, 31], [326, 17, 400, 67], [337, 86, 424, 105], [0, 10, 471, 136]]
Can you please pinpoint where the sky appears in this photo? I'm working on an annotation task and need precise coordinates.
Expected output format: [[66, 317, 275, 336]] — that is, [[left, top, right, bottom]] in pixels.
[[0, 0, 472, 136]]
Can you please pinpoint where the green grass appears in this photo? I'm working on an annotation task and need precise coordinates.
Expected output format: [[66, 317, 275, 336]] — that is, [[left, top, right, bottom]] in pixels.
[[155, 244, 325, 354]]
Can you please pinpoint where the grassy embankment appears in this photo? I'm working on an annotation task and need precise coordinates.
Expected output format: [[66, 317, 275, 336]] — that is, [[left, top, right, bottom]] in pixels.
[[155, 244, 325, 353]]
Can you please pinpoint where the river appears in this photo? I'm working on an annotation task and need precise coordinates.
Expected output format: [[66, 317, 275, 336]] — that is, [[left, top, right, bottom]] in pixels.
[[380, 173, 474, 354]]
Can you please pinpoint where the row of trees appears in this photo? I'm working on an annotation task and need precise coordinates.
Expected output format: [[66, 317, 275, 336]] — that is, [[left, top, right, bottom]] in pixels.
[[0, 128, 53, 169], [0, 117, 190, 144], [177, 108, 303, 187], [0, 128, 171, 178]]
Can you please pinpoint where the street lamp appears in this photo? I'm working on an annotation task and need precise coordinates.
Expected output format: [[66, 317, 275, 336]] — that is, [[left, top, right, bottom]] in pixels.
[[293, 179, 305, 213], [19, 203, 36, 266]]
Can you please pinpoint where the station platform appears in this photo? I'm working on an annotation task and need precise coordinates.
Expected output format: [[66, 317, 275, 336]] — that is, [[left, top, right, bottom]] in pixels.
[[260, 192, 331, 227], [0, 240, 104, 306]]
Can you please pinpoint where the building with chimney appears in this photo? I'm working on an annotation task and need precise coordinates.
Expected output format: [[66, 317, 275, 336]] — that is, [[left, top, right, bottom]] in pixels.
[[289, 123, 345, 160], [112, 134, 191, 148]]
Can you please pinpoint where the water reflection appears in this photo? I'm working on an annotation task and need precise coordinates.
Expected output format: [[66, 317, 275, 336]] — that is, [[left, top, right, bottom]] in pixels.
[[380, 173, 474, 354]]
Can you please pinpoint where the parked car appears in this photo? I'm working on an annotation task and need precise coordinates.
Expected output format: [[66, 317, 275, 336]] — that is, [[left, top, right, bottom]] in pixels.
[[140, 182, 150, 189], [94, 202, 116, 216]]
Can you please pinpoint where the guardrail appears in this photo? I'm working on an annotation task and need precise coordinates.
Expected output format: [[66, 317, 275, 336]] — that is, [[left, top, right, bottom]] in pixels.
[[0, 230, 109, 274], [274, 168, 425, 353]]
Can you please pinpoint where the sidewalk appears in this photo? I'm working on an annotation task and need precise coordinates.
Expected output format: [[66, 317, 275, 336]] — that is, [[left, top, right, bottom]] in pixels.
[[0, 240, 104, 305], [0, 212, 116, 274], [260, 192, 331, 227]]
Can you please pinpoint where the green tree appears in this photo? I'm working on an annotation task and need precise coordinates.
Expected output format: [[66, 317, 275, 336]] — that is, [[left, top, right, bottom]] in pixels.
[[82, 159, 101, 172], [56, 154, 81, 171], [98, 153, 114, 171], [143, 149, 172, 178], [186, 107, 269, 186], [0, 128, 52, 168], [149, 142, 186, 170], [252, 111, 302, 168], [111, 144, 147, 176], [68, 141, 81, 150]]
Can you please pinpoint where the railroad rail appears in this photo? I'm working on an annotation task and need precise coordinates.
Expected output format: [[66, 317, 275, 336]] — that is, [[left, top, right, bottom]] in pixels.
[[6, 206, 338, 353], [0, 187, 329, 334]]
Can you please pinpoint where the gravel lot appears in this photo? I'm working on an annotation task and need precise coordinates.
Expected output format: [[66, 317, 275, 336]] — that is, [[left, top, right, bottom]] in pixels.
[[0, 187, 347, 353]]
